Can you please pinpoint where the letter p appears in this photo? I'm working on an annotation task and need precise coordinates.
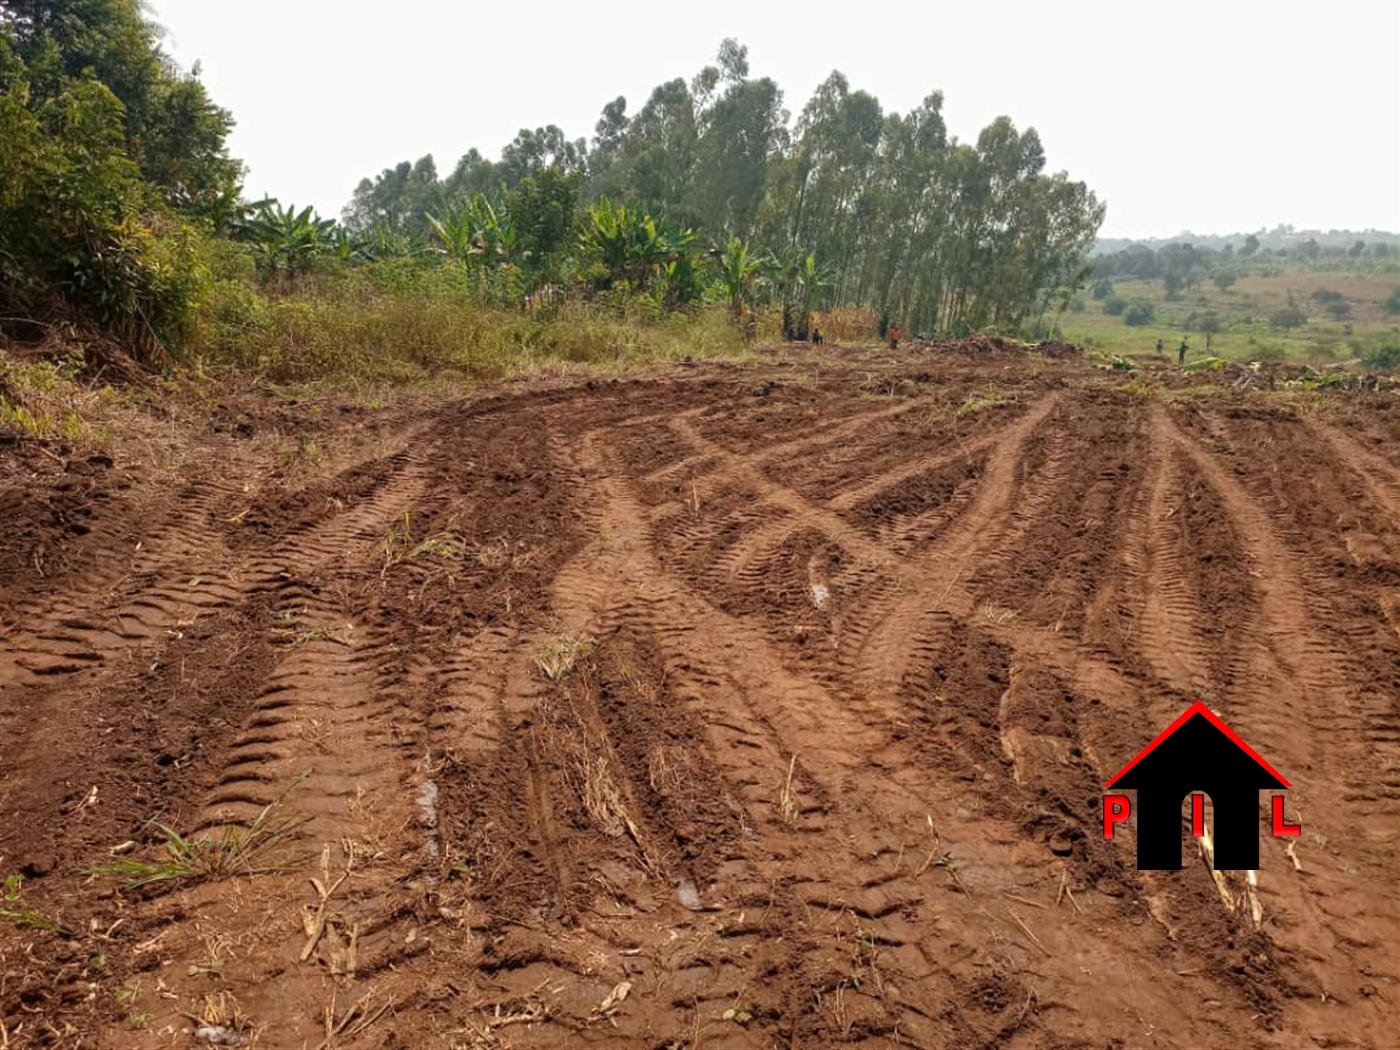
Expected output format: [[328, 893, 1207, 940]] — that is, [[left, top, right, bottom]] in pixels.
[[1103, 794, 1131, 839]]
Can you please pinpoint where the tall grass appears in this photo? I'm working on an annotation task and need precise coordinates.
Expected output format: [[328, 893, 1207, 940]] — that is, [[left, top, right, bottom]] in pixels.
[[193, 268, 751, 384]]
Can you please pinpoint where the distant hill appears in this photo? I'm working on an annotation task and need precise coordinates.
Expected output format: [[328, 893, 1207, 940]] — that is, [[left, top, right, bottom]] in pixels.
[[1094, 227, 1400, 255]]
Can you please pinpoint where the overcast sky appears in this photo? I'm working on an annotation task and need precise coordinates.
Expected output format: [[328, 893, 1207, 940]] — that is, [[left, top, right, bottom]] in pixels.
[[149, 0, 1399, 240]]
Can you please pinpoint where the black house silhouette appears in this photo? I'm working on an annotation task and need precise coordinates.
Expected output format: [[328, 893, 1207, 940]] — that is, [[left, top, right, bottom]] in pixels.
[[1107, 701, 1289, 870]]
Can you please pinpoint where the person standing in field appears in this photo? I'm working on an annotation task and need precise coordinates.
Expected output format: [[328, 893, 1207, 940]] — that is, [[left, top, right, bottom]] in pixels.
[[1156, 338, 1164, 356], [1178, 338, 1188, 366], [889, 326, 901, 350]]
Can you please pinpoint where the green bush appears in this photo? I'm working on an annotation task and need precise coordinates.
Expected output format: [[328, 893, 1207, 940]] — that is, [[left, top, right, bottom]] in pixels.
[[1066, 296, 1086, 313], [1363, 343, 1400, 371], [1103, 295, 1127, 316], [1091, 278, 1113, 301], [1123, 302, 1155, 327], [0, 56, 208, 365]]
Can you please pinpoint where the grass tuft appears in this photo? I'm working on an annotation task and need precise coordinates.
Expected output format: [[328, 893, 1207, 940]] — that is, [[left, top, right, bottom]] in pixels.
[[534, 634, 593, 681], [93, 775, 309, 888]]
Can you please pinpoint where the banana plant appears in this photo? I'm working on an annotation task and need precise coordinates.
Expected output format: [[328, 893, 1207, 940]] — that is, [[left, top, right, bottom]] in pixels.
[[796, 253, 837, 336], [712, 236, 767, 320], [234, 199, 336, 285], [429, 195, 523, 270], [582, 199, 692, 291], [328, 225, 416, 264]]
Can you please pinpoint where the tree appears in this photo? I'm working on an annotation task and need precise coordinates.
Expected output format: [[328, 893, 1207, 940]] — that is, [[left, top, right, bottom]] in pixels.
[[336, 39, 1105, 338], [0, 0, 227, 363], [1212, 269, 1237, 292], [1197, 311, 1221, 352], [498, 125, 586, 187], [1241, 234, 1260, 256], [0, 0, 242, 223], [342, 155, 442, 238], [1123, 301, 1154, 327], [1091, 278, 1113, 300], [691, 41, 787, 239], [1270, 293, 1307, 329]]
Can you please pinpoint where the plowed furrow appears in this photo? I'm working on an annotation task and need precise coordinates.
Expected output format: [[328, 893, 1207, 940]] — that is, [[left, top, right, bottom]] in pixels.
[[842, 396, 1059, 716]]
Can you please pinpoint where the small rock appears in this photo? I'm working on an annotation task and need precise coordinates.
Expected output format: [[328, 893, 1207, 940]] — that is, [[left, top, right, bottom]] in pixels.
[[1095, 877, 1126, 898], [194, 1026, 245, 1047], [674, 876, 702, 911]]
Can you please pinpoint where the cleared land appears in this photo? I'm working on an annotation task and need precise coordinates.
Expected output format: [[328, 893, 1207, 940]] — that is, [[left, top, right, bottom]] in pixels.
[[1, 344, 1398, 1049]]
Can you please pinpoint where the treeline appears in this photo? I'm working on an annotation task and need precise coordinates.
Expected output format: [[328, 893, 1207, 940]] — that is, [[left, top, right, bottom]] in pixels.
[[1095, 227, 1400, 256], [1091, 237, 1400, 301], [344, 39, 1104, 336], [0, 1, 1103, 373]]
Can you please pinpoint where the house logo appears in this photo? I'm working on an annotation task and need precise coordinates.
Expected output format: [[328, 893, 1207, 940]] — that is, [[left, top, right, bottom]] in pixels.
[[1102, 701, 1301, 870]]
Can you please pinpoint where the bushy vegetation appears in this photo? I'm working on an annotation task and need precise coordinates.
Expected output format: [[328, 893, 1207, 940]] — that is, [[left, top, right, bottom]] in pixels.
[[1122, 302, 1155, 327], [1, 6, 1107, 378], [348, 49, 1104, 339], [0, 0, 238, 365]]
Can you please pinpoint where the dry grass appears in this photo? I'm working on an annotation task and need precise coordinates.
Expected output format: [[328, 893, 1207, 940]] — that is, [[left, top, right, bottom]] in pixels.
[[534, 633, 593, 681], [779, 755, 800, 825], [472, 536, 535, 572], [580, 749, 633, 840], [647, 745, 695, 796], [976, 603, 1019, 626]]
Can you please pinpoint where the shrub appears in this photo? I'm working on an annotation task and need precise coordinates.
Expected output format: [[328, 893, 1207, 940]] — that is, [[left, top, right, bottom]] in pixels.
[[1103, 295, 1127, 316], [1385, 289, 1400, 315], [1123, 302, 1155, 327], [1363, 343, 1400, 371], [1311, 288, 1344, 304], [1091, 278, 1113, 301], [1325, 301, 1351, 320], [1270, 303, 1307, 329], [1067, 296, 1086, 313]]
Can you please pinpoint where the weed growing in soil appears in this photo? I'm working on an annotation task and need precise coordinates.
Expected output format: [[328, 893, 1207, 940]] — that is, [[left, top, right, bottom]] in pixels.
[[94, 777, 309, 888], [0, 874, 62, 932], [957, 388, 1013, 416], [534, 634, 594, 680], [380, 512, 463, 577]]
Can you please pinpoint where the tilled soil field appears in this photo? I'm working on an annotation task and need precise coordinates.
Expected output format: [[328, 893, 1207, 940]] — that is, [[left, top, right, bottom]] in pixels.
[[1, 345, 1397, 1049]]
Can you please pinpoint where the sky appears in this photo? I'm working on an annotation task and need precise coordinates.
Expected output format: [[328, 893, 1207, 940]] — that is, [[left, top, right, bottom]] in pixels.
[[148, 0, 1400, 240]]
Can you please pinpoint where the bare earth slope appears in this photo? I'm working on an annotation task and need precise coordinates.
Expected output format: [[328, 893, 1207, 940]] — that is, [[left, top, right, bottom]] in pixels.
[[1, 346, 1397, 1049]]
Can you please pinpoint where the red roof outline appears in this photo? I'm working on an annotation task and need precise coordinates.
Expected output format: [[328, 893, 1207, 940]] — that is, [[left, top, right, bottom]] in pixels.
[[1105, 701, 1290, 788]]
